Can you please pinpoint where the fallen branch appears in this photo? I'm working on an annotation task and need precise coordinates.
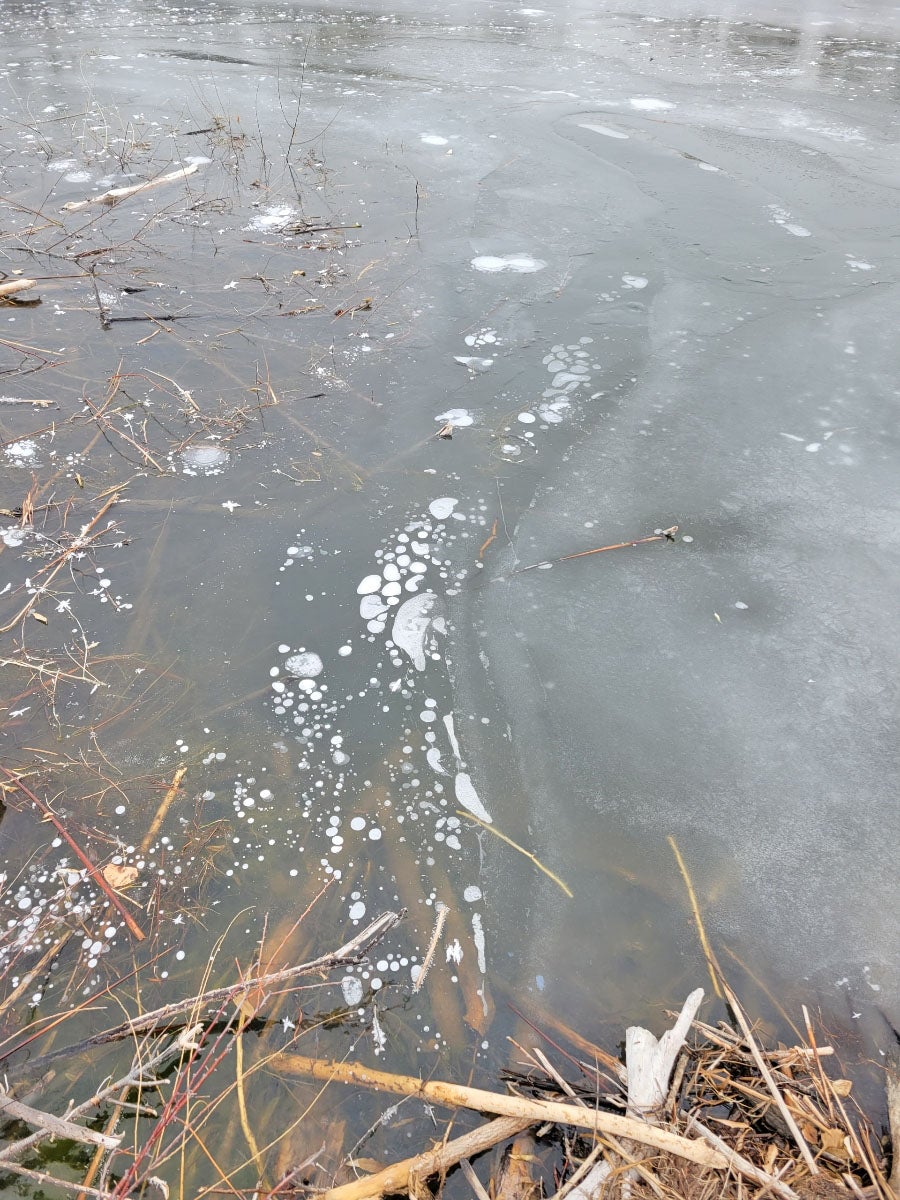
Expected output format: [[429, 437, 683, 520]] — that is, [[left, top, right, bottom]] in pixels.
[[626, 989, 705, 1119], [20, 910, 403, 1064], [274, 1054, 730, 1169], [0, 279, 37, 299], [140, 764, 187, 851], [0, 1093, 122, 1151], [0, 1025, 201, 1165], [61, 163, 200, 212], [322, 1117, 530, 1200], [0, 490, 121, 633]]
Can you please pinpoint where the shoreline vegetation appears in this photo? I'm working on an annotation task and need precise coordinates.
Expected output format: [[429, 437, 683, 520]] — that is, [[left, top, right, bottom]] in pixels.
[[0, 900, 896, 1199]]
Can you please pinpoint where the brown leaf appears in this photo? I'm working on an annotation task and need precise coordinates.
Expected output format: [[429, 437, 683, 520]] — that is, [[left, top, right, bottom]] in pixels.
[[102, 863, 139, 890], [830, 1078, 853, 1097], [350, 1158, 385, 1174], [820, 1127, 849, 1157]]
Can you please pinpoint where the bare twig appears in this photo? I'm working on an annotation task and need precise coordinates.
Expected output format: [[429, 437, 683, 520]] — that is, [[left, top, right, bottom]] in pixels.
[[61, 163, 200, 211], [723, 985, 819, 1174]]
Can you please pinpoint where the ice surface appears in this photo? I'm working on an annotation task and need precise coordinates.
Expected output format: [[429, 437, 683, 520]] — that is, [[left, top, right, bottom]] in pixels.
[[4, 0, 898, 1044]]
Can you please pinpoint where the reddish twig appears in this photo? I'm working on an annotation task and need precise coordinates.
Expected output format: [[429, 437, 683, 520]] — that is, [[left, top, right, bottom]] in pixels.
[[0, 766, 146, 941], [515, 525, 679, 574]]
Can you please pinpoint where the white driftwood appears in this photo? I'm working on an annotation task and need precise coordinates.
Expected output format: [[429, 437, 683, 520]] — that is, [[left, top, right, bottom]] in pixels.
[[0, 1094, 122, 1150], [0, 279, 37, 298], [61, 163, 200, 212], [625, 988, 705, 1119]]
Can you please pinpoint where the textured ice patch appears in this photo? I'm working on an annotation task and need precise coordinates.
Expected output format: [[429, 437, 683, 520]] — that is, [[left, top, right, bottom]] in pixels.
[[455, 772, 493, 823], [392, 592, 440, 670], [629, 97, 674, 111], [622, 274, 648, 289], [579, 123, 629, 139], [471, 254, 546, 273]]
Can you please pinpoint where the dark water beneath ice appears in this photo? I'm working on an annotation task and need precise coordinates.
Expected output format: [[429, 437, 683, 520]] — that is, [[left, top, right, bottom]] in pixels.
[[2, 0, 899, 1153]]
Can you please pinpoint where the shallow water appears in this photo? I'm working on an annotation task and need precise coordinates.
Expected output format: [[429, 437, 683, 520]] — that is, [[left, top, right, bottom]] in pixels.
[[1, 0, 899, 1187]]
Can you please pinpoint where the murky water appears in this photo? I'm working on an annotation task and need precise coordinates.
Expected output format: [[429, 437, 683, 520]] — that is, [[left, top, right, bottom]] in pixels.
[[2, 0, 899, 1189]]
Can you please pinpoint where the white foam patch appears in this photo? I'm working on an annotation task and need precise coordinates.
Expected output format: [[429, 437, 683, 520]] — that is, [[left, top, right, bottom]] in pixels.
[[357, 574, 382, 594], [392, 593, 439, 671], [454, 355, 494, 370], [629, 97, 675, 111], [428, 497, 458, 520], [427, 747, 449, 775], [472, 912, 487, 974], [784, 224, 812, 237], [622, 274, 648, 289], [471, 254, 546, 273], [246, 204, 295, 231], [579, 122, 629, 139], [4, 440, 38, 461], [455, 772, 493, 823], [360, 594, 388, 620], [435, 408, 475, 427], [443, 714, 463, 765]]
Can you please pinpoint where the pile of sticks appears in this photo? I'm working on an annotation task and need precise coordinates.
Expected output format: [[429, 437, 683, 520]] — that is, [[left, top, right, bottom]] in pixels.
[[273, 987, 897, 1200]]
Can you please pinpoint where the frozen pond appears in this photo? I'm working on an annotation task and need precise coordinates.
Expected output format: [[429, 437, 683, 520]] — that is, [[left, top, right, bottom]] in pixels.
[[1, 0, 899, 1189]]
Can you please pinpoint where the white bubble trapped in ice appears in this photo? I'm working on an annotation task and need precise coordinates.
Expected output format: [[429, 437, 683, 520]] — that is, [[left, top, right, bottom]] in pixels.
[[180, 443, 230, 475], [285, 651, 324, 678]]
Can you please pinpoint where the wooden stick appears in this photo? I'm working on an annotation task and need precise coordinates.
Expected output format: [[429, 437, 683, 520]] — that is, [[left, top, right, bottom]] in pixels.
[[723, 985, 819, 1174], [61, 910, 402, 1051], [667, 837, 723, 999], [0, 766, 146, 941], [516, 527, 678, 575], [140, 764, 187, 851], [888, 1066, 900, 1198], [322, 1117, 530, 1200], [0, 279, 37, 298], [459, 1157, 493, 1200], [61, 163, 200, 211], [274, 1055, 730, 1170], [456, 811, 573, 898], [0, 1094, 122, 1150]]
